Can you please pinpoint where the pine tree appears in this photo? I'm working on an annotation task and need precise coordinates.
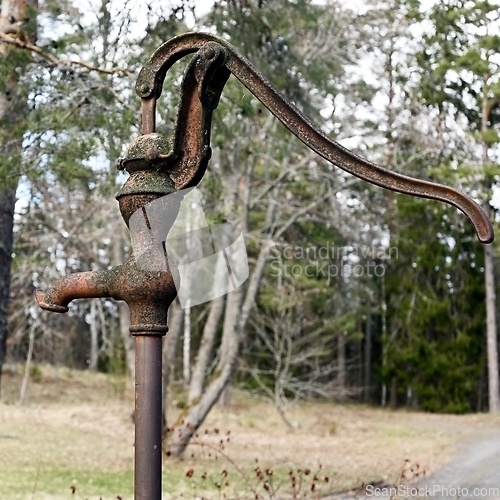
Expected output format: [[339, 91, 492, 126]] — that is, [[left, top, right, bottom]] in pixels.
[[0, 0, 38, 397], [417, 0, 500, 411]]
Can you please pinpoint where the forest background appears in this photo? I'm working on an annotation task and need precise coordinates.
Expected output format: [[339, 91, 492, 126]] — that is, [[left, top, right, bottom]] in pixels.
[[0, 0, 499, 457]]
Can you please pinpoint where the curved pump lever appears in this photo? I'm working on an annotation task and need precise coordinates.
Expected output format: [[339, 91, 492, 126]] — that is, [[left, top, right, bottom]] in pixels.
[[136, 32, 494, 244]]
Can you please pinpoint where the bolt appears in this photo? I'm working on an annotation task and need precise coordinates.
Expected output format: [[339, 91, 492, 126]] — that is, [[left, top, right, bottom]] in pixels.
[[205, 46, 216, 59], [138, 82, 150, 95]]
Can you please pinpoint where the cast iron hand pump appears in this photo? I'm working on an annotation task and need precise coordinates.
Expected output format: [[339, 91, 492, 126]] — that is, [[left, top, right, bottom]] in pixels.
[[35, 32, 494, 500]]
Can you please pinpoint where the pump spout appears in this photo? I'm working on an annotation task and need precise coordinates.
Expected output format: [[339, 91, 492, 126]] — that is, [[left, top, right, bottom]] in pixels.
[[35, 270, 114, 313], [36, 256, 178, 331]]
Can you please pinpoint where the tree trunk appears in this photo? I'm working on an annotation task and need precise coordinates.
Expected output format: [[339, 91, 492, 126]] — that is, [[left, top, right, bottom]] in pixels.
[[19, 320, 36, 405], [118, 302, 133, 377], [89, 241, 101, 371], [380, 272, 388, 407], [0, 188, 15, 397], [89, 299, 99, 370], [188, 294, 225, 404], [113, 226, 134, 378], [187, 229, 232, 405], [484, 241, 499, 412], [482, 79, 499, 413], [0, 0, 38, 398], [162, 298, 183, 430], [337, 332, 346, 401], [364, 313, 372, 404], [182, 300, 191, 387], [216, 274, 243, 411], [218, 385, 231, 407], [181, 212, 195, 387], [390, 377, 398, 409]]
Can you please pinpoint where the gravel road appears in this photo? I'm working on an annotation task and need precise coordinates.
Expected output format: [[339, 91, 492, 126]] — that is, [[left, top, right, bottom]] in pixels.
[[328, 432, 500, 499], [419, 434, 500, 499]]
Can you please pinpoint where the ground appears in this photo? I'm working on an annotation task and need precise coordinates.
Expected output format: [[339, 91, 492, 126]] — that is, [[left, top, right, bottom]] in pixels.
[[1, 364, 500, 499]]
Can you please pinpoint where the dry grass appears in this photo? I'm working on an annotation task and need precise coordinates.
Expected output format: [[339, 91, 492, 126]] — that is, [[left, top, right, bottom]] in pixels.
[[1, 364, 500, 499]]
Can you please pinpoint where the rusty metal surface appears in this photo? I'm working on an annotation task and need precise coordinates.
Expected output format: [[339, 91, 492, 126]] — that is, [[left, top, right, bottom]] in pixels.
[[136, 32, 494, 244], [138, 41, 230, 190], [36, 192, 180, 331], [36, 257, 178, 332]]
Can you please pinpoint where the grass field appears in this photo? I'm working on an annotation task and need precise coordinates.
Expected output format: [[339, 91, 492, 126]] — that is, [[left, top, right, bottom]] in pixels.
[[1, 364, 500, 499]]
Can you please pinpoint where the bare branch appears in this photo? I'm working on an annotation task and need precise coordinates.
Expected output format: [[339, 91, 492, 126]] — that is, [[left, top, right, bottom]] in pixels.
[[0, 32, 132, 76]]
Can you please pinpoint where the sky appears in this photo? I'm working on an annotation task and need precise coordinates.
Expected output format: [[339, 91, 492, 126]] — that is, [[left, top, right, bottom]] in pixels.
[[193, 0, 439, 18]]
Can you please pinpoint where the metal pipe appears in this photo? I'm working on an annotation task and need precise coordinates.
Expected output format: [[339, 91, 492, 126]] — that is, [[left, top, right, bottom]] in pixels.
[[134, 334, 163, 500]]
